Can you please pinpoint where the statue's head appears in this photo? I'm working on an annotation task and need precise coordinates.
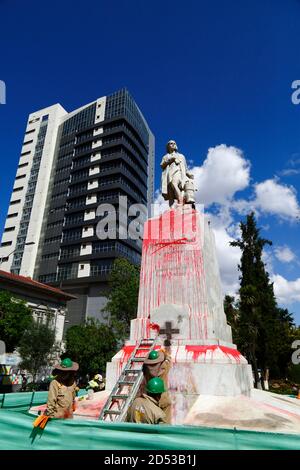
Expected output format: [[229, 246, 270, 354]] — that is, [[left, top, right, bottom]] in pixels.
[[166, 140, 178, 153]]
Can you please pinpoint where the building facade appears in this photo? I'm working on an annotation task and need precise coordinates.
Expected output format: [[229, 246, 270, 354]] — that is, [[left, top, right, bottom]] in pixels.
[[0, 269, 76, 347], [0, 89, 154, 326]]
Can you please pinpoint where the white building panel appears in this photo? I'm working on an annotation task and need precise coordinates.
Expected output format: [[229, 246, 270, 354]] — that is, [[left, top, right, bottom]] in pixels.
[[82, 226, 94, 238], [89, 166, 100, 176], [78, 262, 90, 278], [93, 126, 103, 136], [86, 194, 97, 205], [87, 180, 98, 190], [94, 97, 106, 123], [84, 209, 95, 221], [91, 152, 101, 162], [92, 139, 102, 149], [80, 243, 92, 256]]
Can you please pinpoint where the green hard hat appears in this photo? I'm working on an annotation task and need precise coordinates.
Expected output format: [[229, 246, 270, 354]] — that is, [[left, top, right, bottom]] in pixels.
[[148, 350, 159, 360], [146, 377, 166, 394], [54, 357, 79, 371], [61, 358, 73, 368]]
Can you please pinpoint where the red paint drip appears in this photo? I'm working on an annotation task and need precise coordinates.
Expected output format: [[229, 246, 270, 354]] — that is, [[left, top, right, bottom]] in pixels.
[[220, 346, 242, 361], [137, 209, 210, 341], [121, 345, 135, 364], [185, 345, 241, 362], [149, 322, 160, 332], [121, 343, 161, 364]]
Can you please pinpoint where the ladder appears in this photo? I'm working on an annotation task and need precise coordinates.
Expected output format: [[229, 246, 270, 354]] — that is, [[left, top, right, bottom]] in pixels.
[[99, 338, 157, 422]]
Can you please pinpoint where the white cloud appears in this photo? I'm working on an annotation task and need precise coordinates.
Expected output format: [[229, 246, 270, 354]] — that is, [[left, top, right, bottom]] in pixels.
[[230, 198, 257, 216], [280, 168, 300, 176], [191, 144, 251, 206], [254, 179, 299, 220], [274, 245, 296, 263], [273, 274, 300, 304], [213, 226, 241, 295], [207, 212, 241, 296], [279, 155, 300, 177], [231, 179, 300, 222]]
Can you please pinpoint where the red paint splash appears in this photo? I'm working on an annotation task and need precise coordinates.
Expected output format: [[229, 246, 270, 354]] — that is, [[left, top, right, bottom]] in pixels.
[[120, 343, 161, 364], [152, 237, 189, 254], [185, 345, 241, 362], [121, 345, 135, 364], [149, 323, 160, 332]]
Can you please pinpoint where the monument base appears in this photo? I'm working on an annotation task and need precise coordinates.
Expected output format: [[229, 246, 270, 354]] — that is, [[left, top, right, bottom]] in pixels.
[[105, 339, 253, 424]]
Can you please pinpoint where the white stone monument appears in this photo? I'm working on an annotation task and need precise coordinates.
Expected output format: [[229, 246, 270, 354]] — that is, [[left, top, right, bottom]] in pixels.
[[106, 141, 253, 424]]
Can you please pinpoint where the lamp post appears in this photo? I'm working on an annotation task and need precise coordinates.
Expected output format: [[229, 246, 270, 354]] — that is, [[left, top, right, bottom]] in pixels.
[[0, 241, 35, 267]]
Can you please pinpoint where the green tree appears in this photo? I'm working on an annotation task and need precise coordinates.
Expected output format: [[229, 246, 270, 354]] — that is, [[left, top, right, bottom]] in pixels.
[[273, 311, 300, 381], [104, 258, 140, 341], [0, 291, 33, 352], [65, 318, 117, 376], [18, 321, 57, 384], [224, 295, 240, 343], [237, 284, 262, 387], [230, 212, 295, 387]]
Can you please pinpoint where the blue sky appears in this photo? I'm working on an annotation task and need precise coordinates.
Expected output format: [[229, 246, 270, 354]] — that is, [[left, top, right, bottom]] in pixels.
[[0, 0, 300, 322]]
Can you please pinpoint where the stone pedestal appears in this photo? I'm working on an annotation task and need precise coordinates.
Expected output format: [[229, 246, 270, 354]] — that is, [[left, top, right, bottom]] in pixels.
[[106, 206, 252, 423]]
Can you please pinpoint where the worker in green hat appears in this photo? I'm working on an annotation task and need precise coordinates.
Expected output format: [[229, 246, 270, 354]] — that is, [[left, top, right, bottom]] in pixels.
[[141, 348, 172, 423], [127, 377, 167, 424], [45, 358, 79, 419]]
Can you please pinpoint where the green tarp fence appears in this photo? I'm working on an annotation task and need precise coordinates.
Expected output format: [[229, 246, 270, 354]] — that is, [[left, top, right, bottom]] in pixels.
[[0, 390, 86, 410], [0, 391, 48, 410], [0, 392, 300, 450]]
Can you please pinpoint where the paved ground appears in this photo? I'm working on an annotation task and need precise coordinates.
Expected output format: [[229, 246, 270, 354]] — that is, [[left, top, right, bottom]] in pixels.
[[30, 390, 110, 420], [184, 389, 300, 434]]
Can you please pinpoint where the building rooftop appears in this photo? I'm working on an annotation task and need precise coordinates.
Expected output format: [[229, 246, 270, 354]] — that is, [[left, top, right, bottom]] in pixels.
[[0, 269, 76, 302]]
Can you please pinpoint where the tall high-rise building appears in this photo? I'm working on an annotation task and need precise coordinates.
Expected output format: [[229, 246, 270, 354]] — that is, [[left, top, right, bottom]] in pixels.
[[0, 89, 154, 325]]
